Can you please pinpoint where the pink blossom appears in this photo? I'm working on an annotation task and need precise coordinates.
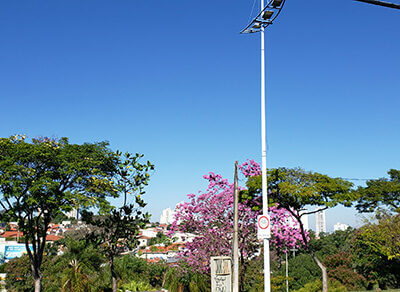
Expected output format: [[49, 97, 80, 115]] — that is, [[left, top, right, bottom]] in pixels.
[[169, 160, 307, 274]]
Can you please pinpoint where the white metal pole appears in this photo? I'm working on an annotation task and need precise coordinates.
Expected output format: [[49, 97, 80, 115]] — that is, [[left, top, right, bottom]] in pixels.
[[232, 161, 239, 292], [260, 0, 271, 291]]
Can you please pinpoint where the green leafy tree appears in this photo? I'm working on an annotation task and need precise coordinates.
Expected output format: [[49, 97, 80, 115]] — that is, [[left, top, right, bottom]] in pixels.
[[4, 255, 34, 291], [0, 135, 117, 292], [118, 280, 155, 292], [164, 263, 210, 292], [351, 214, 400, 289], [324, 251, 367, 290], [60, 259, 91, 292], [293, 279, 347, 292], [310, 229, 354, 259], [148, 232, 173, 246], [42, 237, 106, 291], [114, 255, 166, 289], [276, 253, 321, 291], [355, 169, 400, 213], [246, 167, 353, 292], [81, 152, 154, 292], [358, 214, 400, 260]]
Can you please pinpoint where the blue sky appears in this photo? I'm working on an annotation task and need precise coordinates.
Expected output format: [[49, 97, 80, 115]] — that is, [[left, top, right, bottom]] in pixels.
[[1, 0, 399, 231]]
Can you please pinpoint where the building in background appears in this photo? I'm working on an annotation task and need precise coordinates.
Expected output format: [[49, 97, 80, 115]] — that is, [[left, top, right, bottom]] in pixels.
[[65, 208, 79, 220], [159, 208, 175, 225], [315, 209, 326, 237], [300, 210, 309, 230], [334, 222, 349, 232]]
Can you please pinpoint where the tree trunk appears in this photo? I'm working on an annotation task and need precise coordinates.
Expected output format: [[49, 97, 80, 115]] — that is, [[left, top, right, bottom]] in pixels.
[[110, 256, 118, 292], [112, 276, 118, 292], [31, 263, 42, 292], [34, 277, 42, 292], [311, 253, 328, 292]]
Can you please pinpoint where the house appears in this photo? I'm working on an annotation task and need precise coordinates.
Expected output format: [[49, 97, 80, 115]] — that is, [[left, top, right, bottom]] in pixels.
[[138, 243, 184, 263]]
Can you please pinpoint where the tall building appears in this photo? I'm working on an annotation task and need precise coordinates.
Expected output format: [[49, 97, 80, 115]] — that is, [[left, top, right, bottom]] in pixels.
[[159, 208, 175, 225], [334, 222, 349, 232], [315, 209, 326, 237], [66, 208, 79, 220], [300, 211, 309, 231]]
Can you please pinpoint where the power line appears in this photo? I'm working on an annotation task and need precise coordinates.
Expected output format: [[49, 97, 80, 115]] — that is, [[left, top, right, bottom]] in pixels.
[[342, 177, 372, 181], [354, 0, 400, 9]]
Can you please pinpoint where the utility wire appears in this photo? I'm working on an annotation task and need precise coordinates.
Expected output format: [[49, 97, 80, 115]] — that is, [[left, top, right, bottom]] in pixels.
[[247, 0, 258, 24], [342, 178, 372, 181], [354, 0, 400, 9]]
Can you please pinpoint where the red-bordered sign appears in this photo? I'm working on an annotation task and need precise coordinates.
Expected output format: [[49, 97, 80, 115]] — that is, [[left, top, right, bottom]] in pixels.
[[257, 215, 270, 230]]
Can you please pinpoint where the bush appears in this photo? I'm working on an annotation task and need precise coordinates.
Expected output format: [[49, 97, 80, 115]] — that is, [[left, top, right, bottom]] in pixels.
[[293, 279, 347, 292], [114, 255, 167, 289], [164, 264, 210, 292], [118, 280, 156, 292], [324, 251, 367, 290], [276, 254, 321, 291]]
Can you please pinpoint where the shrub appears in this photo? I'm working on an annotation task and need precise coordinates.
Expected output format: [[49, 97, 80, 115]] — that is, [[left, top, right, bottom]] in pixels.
[[293, 279, 347, 292]]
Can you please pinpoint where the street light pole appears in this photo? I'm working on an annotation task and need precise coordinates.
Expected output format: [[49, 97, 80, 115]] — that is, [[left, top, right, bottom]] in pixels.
[[259, 1, 271, 292], [241, 1, 286, 291]]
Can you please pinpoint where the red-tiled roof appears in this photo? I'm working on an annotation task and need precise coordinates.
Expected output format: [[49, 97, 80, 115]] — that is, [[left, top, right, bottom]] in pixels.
[[46, 234, 63, 241], [1, 231, 23, 238], [142, 243, 183, 254], [1, 231, 62, 242]]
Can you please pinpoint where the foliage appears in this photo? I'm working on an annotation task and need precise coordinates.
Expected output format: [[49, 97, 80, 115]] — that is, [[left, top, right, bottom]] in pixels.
[[114, 255, 167, 289], [293, 279, 347, 292], [310, 229, 354, 259], [164, 263, 210, 292], [324, 251, 367, 290], [357, 214, 400, 260], [4, 255, 34, 291], [81, 152, 154, 292], [242, 255, 292, 292], [245, 167, 354, 292], [3, 238, 167, 291], [41, 237, 108, 291], [351, 215, 400, 289], [242, 256, 264, 292], [276, 253, 321, 291], [355, 169, 400, 213], [148, 231, 173, 246], [0, 135, 117, 290], [170, 161, 306, 274], [60, 259, 92, 292], [118, 280, 155, 292]]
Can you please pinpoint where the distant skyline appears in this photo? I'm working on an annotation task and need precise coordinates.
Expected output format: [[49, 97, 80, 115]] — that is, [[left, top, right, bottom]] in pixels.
[[1, 0, 399, 228]]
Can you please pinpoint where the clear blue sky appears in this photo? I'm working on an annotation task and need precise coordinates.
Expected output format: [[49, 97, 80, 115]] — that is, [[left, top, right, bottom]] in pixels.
[[1, 0, 399, 231]]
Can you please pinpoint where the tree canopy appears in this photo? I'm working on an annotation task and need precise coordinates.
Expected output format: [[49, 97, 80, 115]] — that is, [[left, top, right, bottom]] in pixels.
[[245, 167, 353, 292], [82, 151, 154, 292], [0, 135, 119, 291], [169, 161, 306, 292], [355, 169, 400, 213]]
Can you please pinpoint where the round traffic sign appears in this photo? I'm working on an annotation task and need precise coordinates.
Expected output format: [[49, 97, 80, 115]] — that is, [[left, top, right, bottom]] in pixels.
[[258, 215, 270, 230]]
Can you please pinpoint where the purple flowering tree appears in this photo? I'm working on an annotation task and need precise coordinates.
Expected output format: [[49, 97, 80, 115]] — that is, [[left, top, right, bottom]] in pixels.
[[169, 160, 306, 280]]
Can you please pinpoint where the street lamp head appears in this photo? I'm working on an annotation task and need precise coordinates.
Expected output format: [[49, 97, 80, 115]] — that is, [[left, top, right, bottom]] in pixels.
[[240, 0, 285, 34], [272, 0, 283, 7], [252, 22, 262, 29], [262, 10, 274, 19]]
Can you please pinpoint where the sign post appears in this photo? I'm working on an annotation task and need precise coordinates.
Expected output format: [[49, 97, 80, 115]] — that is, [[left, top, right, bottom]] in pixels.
[[257, 214, 271, 240], [211, 256, 232, 292]]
